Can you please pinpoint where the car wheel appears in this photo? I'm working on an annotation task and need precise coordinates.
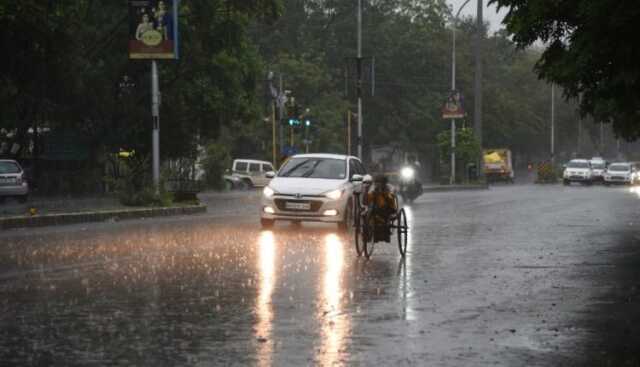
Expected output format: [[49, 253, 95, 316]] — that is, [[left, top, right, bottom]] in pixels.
[[242, 179, 253, 190], [563, 179, 570, 186], [604, 182, 611, 186], [260, 218, 274, 228]]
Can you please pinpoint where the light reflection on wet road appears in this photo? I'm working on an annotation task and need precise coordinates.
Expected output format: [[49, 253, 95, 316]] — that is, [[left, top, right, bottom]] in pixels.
[[2, 185, 640, 366]]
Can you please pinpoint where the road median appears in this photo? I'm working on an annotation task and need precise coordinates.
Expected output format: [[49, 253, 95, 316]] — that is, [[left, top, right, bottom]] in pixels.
[[423, 183, 489, 192], [0, 205, 207, 231]]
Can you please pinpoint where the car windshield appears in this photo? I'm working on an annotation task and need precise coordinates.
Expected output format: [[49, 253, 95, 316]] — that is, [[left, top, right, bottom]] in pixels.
[[591, 162, 605, 169], [0, 161, 21, 174], [608, 164, 630, 172], [567, 161, 589, 169], [278, 157, 346, 179]]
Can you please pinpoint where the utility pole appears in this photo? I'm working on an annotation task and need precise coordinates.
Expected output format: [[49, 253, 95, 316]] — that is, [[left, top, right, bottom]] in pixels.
[[551, 84, 555, 165], [473, 0, 483, 151], [357, 0, 363, 159], [600, 121, 604, 155], [151, 60, 160, 192], [271, 100, 277, 166], [278, 75, 284, 161], [577, 93, 582, 156], [347, 110, 352, 156], [450, 0, 471, 185]]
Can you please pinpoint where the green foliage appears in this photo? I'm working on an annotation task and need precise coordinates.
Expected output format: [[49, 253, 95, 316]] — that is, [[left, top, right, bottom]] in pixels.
[[535, 162, 558, 184], [111, 156, 173, 207], [437, 127, 481, 165], [490, 0, 640, 140], [201, 140, 232, 190]]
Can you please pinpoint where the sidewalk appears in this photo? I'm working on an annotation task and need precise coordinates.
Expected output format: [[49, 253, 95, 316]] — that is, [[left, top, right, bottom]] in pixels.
[[0, 194, 208, 230]]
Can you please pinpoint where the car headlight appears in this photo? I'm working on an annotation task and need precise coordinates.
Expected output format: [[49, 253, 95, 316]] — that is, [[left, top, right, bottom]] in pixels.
[[401, 167, 415, 180], [325, 189, 343, 200], [263, 186, 275, 198]]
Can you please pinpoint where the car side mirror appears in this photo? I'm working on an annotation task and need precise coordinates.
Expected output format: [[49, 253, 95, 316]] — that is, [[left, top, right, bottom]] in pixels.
[[265, 171, 276, 179], [351, 174, 363, 182]]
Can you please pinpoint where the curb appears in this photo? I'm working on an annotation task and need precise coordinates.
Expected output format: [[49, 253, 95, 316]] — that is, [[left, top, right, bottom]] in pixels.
[[423, 184, 489, 192], [0, 205, 207, 231]]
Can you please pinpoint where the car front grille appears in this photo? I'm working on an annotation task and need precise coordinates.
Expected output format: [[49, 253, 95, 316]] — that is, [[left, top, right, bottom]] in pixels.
[[274, 198, 323, 212]]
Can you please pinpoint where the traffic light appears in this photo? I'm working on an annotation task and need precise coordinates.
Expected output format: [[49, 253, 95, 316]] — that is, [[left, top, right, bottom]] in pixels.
[[288, 117, 300, 126], [305, 119, 311, 127]]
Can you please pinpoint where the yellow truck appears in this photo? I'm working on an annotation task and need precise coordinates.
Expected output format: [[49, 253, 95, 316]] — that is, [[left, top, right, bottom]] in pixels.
[[483, 149, 514, 183]]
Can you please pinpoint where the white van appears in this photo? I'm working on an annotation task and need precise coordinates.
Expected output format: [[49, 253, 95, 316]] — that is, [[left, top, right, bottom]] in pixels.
[[230, 159, 275, 188]]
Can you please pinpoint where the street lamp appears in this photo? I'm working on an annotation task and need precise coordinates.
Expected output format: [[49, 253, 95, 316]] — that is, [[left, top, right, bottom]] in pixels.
[[449, 0, 472, 185]]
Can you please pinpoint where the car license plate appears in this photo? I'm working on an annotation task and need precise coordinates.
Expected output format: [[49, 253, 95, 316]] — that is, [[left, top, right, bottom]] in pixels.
[[0, 177, 15, 185], [285, 202, 310, 210]]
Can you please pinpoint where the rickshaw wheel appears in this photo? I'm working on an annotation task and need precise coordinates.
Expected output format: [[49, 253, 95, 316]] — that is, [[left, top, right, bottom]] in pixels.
[[363, 212, 376, 259], [354, 209, 364, 257], [397, 208, 408, 257]]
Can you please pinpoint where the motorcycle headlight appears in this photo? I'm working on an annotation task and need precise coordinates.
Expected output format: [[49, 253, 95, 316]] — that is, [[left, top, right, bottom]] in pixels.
[[325, 189, 343, 200], [263, 186, 275, 198], [401, 167, 415, 180]]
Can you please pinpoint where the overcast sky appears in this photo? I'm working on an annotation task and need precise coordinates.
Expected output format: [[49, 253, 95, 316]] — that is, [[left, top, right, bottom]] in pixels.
[[447, 0, 507, 33]]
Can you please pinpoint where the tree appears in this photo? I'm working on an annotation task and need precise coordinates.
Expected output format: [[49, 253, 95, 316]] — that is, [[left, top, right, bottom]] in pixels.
[[489, 0, 640, 140]]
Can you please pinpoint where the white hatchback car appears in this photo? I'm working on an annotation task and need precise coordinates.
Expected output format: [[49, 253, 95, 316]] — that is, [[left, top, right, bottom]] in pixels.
[[563, 159, 593, 185], [260, 154, 367, 230], [604, 162, 633, 185]]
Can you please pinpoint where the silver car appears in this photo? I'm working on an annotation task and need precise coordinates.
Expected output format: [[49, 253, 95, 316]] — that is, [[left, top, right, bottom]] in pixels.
[[0, 159, 29, 202]]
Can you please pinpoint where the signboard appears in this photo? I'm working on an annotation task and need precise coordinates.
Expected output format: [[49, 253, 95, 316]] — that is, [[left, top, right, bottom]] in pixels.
[[442, 90, 465, 119], [281, 146, 298, 156], [128, 0, 179, 59]]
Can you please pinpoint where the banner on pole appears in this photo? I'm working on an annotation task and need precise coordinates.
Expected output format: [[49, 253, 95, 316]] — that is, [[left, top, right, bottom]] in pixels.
[[442, 90, 465, 119], [129, 0, 179, 59]]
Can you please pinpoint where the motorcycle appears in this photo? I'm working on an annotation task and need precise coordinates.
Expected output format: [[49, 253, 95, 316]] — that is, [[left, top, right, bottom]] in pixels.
[[398, 166, 423, 203]]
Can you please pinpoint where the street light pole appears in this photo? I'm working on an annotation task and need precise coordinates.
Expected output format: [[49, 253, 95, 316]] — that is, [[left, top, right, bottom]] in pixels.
[[551, 84, 555, 165], [473, 0, 483, 151], [151, 60, 160, 192], [357, 0, 363, 160], [450, 0, 472, 185]]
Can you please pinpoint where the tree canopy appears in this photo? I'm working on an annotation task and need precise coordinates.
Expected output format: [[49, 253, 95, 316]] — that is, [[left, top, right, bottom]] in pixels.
[[490, 0, 640, 140]]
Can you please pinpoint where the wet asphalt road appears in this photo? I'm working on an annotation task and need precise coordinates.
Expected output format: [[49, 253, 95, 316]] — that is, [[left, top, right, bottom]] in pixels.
[[1, 185, 640, 366]]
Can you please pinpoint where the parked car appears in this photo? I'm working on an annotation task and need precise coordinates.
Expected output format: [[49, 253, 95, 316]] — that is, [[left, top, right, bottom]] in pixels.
[[562, 159, 593, 185], [260, 153, 367, 230], [229, 159, 275, 188], [604, 162, 633, 186], [589, 158, 608, 182], [0, 159, 29, 202]]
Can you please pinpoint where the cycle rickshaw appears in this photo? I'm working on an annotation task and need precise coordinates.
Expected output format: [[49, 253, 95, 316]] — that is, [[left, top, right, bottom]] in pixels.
[[353, 184, 409, 259]]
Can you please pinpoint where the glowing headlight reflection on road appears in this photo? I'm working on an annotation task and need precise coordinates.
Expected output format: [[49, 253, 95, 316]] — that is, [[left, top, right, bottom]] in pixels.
[[319, 233, 349, 365], [256, 231, 276, 367], [629, 186, 640, 198]]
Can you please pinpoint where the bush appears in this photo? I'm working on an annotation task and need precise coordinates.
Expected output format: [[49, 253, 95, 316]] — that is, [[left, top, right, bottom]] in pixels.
[[110, 156, 173, 207], [201, 141, 231, 189], [536, 162, 558, 184]]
